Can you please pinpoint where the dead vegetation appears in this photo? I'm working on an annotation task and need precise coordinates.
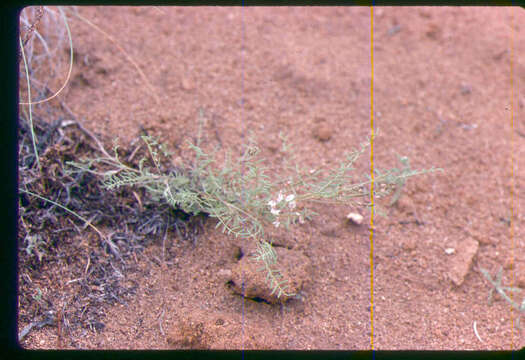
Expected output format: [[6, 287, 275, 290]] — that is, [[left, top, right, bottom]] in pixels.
[[17, 111, 204, 344]]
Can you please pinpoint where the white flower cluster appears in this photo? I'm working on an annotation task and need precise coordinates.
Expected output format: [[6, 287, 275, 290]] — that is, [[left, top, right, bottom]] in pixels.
[[267, 190, 298, 228]]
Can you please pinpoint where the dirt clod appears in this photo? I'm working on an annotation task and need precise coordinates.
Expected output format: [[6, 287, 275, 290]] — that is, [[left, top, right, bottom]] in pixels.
[[230, 245, 311, 304]]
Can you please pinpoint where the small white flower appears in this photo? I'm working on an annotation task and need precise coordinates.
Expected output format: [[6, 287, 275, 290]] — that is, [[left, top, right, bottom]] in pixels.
[[277, 191, 284, 203], [268, 200, 277, 208], [273, 220, 280, 228], [271, 208, 281, 216], [285, 194, 295, 202], [288, 200, 296, 210]]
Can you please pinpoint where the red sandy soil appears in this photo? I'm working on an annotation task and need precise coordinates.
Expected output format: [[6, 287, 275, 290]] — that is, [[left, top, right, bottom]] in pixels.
[[18, 6, 524, 350]]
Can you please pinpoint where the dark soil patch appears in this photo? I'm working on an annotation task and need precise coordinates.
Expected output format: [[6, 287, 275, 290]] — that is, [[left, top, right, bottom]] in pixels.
[[17, 110, 204, 347]]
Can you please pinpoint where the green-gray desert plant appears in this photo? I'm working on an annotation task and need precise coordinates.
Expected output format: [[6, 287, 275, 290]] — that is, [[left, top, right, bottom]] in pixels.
[[67, 132, 442, 300], [18, 6, 443, 301]]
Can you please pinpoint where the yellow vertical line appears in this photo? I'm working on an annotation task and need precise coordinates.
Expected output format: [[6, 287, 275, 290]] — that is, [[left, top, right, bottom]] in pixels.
[[508, 8, 515, 350], [369, 5, 375, 351], [239, 5, 246, 355]]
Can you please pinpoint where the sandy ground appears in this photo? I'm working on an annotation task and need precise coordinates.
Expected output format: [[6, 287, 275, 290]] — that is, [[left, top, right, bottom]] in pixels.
[[17, 6, 524, 350]]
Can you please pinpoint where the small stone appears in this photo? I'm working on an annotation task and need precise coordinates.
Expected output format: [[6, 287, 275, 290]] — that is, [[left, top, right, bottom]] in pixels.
[[444, 248, 455, 255], [346, 212, 363, 225], [312, 123, 333, 142], [448, 238, 479, 286]]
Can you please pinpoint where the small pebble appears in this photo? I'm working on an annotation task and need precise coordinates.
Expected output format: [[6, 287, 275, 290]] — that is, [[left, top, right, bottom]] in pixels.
[[346, 212, 363, 225], [312, 123, 332, 142]]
